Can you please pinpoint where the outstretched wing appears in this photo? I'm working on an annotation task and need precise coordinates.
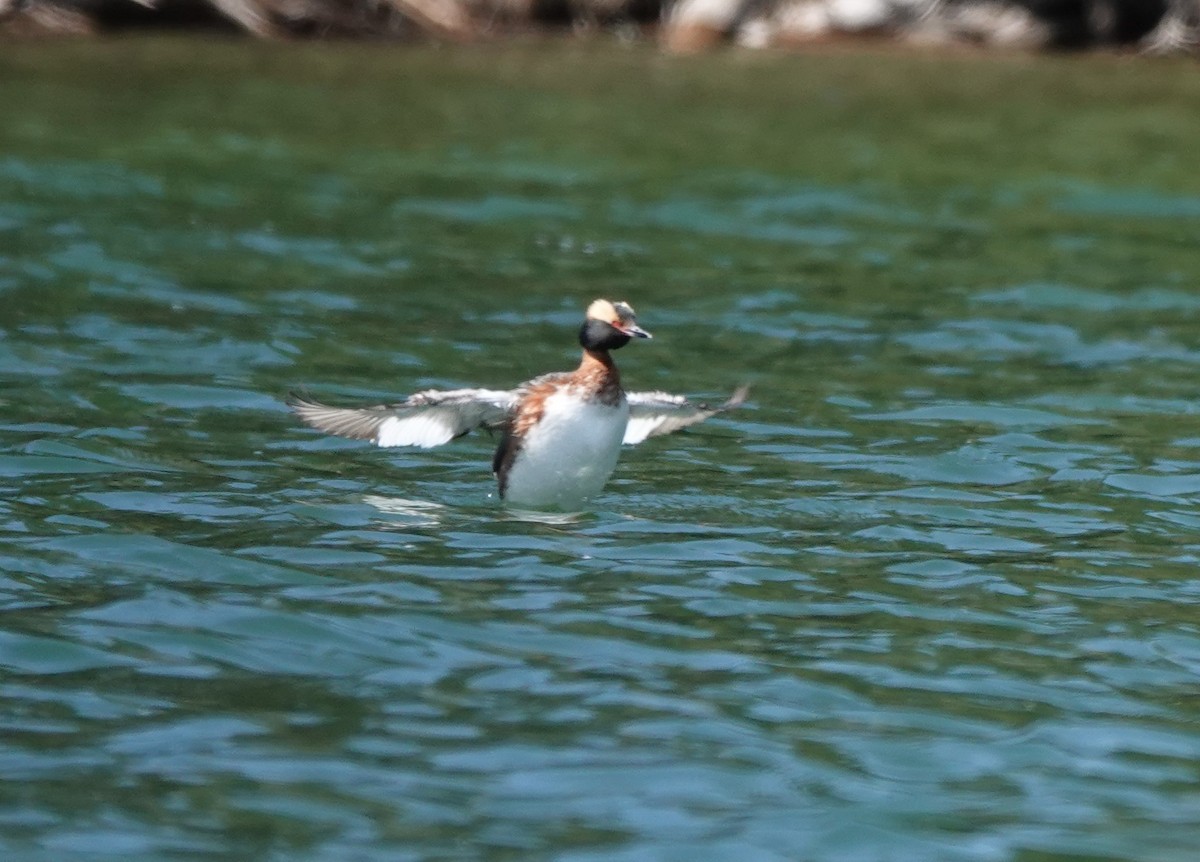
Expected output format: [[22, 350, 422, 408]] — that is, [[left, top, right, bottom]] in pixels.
[[623, 384, 749, 445], [287, 389, 517, 448]]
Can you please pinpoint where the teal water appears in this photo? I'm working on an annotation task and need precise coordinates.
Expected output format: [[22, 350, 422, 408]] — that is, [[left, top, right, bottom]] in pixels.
[[3, 39, 1200, 861]]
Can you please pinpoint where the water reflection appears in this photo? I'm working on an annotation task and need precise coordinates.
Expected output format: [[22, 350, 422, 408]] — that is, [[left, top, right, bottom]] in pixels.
[[362, 494, 448, 527]]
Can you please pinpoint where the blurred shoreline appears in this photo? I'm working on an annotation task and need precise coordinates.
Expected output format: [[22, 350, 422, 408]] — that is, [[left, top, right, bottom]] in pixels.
[[2, 0, 1197, 56]]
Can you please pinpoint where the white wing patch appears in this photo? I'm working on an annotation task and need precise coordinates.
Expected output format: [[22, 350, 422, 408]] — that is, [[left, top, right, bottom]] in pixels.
[[623, 385, 749, 445], [377, 413, 461, 448]]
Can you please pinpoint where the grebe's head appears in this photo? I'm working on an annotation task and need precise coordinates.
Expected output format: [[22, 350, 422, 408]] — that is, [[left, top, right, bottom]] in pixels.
[[579, 299, 652, 351]]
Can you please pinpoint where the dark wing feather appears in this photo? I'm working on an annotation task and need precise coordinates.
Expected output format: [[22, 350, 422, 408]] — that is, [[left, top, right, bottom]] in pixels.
[[623, 384, 749, 445], [287, 389, 516, 449]]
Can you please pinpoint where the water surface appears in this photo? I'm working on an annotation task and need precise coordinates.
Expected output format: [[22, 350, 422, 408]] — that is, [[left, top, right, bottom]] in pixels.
[[2, 38, 1200, 862]]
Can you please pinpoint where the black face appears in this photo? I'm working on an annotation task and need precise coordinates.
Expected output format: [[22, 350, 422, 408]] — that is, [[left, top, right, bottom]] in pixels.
[[579, 318, 632, 352]]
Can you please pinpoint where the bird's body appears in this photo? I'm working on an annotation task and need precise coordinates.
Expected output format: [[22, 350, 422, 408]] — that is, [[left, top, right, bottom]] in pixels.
[[498, 381, 628, 508], [289, 299, 746, 509]]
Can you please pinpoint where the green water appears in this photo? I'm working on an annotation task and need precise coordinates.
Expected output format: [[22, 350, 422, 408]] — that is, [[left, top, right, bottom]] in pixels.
[[3, 37, 1200, 861]]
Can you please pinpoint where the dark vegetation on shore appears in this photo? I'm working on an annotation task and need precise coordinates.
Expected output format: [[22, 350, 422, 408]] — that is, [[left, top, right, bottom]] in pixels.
[[2, 0, 1196, 55]]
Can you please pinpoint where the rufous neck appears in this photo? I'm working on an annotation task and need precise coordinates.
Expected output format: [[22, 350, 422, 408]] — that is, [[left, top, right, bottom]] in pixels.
[[581, 348, 617, 373]]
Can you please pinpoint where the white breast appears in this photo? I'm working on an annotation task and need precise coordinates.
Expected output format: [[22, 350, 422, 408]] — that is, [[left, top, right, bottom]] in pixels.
[[501, 390, 629, 509]]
